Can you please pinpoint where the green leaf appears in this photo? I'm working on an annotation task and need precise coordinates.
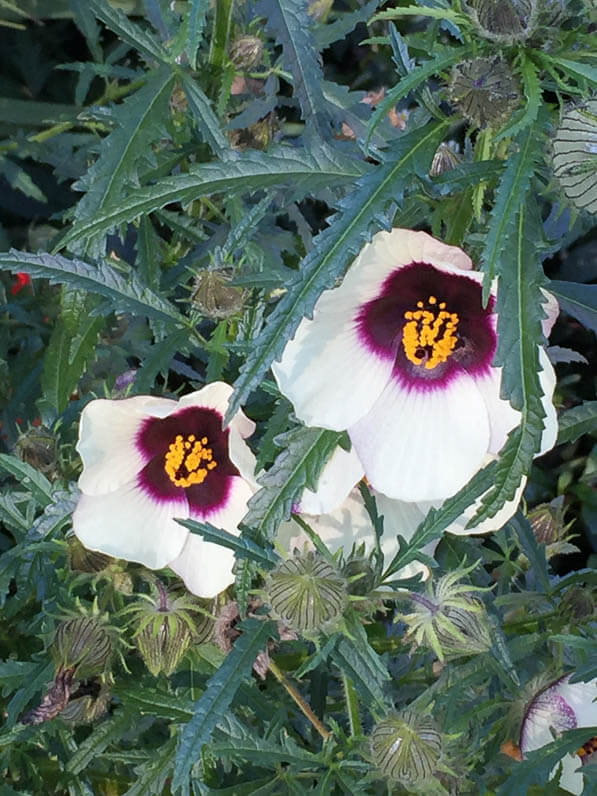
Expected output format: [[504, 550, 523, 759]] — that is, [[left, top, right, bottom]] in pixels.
[[70, 0, 103, 62], [366, 50, 462, 147], [172, 618, 277, 791], [134, 327, 192, 393], [65, 710, 134, 775], [548, 57, 597, 88], [0, 454, 53, 507], [124, 737, 177, 796], [430, 159, 505, 193], [472, 200, 547, 524], [210, 732, 321, 770], [180, 71, 230, 155], [315, 0, 380, 49], [40, 288, 103, 418], [330, 621, 390, 713], [54, 147, 367, 250], [242, 426, 343, 541], [186, 0, 209, 69], [87, 0, 169, 62], [0, 157, 46, 202], [176, 518, 281, 568], [256, 0, 332, 137], [550, 280, 597, 335], [0, 250, 186, 325], [0, 97, 81, 127], [4, 661, 54, 726], [556, 400, 597, 445], [116, 685, 195, 722], [372, 5, 470, 23], [72, 68, 177, 256], [228, 119, 449, 422], [508, 512, 550, 593]]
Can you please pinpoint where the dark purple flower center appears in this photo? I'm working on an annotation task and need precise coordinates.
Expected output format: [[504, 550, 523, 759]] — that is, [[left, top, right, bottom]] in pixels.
[[356, 262, 496, 390], [135, 406, 239, 516]]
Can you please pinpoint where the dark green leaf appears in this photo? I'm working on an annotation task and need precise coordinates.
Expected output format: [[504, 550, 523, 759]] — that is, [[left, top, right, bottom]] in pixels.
[[0, 250, 186, 325], [180, 71, 230, 155], [557, 400, 597, 445], [550, 280, 597, 335], [330, 621, 390, 713], [172, 618, 277, 791], [65, 710, 134, 775], [186, 0, 209, 68], [0, 454, 53, 507], [228, 120, 449, 422], [508, 512, 550, 592], [124, 737, 177, 796], [88, 0, 169, 62]]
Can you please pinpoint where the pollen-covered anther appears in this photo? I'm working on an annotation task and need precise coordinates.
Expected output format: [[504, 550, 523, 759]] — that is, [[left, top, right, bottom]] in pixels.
[[402, 295, 460, 369], [164, 433, 218, 488]]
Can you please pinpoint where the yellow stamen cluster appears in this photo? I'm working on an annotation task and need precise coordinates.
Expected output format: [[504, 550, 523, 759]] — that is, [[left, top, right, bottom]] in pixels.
[[164, 434, 217, 488], [402, 295, 460, 370], [578, 737, 597, 761]]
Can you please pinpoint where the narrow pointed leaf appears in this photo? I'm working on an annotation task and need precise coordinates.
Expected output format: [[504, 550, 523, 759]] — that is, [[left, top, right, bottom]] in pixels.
[[180, 71, 230, 155], [176, 518, 280, 568], [550, 280, 597, 335], [88, 0, 169, 62], [557, 400, 597, 445]]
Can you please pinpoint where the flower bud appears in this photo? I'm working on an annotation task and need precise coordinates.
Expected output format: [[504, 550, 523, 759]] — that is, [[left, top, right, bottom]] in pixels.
[[15, 426, 57, 477], [51, 617, 112, 678], [429, 142, 462, 177], [560, 587, 594, 621], [435, 593, 493, 658], [370, 710, 442, 786], [230, 36, 264, 70], [449, 56, 520, 129], [265, 552, 347, 634], [463, 0, 538, 43], [342, 557, 376, 596], [528, 497, 565, 544], [67, 535, 112, 574], [135, 614, 192, 677], [60, 677, 112, 724], [192, 270, 246, 319]]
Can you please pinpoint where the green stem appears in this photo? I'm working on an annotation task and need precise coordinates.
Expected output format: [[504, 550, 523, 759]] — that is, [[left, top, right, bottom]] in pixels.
[[209, 0, 235, 71]]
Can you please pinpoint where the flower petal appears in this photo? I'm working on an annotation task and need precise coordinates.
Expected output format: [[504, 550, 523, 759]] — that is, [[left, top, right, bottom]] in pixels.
[[298, 445, 364, 515], [168, 533, 236, 598], [474, 369, 521, 455], [228, 429, 258, 489], [77, 396, 177, 495], [72, 480, 188, 569], [434, 476, 527, 536], [554, 677, 597, 729], [349, 375, 490, 502], [538, 348, 558, 455], [178, 381, 256, 439]]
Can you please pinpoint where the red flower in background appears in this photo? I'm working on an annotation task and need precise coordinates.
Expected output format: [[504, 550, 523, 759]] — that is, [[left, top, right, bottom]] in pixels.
[[11, 273, 31, 295]]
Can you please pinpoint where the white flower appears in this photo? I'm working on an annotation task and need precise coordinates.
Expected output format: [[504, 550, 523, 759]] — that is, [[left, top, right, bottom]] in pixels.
[[273, 228, 558, 503], [72, 382, 257, 598], [520, 675, 597, 794]]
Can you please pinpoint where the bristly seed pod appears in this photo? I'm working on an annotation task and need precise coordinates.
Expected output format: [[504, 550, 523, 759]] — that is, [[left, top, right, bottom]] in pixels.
[[449, 56, 520, 129], [265, 552, 347, 634], [192, 270, 246, 320], [134, 615, 193, 677], [463, 0, 538, 43], [370, 710, 443, 786], [15, 425, 57, 476], [230, 36, 264, 70], [51, 616, 112, 679]]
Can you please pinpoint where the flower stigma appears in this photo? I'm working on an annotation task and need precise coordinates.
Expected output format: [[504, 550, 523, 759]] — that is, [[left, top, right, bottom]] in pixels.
[[164, 434, 217, 487], [402, 295, 460, 370]]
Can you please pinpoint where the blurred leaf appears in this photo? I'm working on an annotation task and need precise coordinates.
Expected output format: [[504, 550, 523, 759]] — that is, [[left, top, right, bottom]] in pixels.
[[0, 250, 186, 325], [173, 618, 278, 791], [186, 0, 209, 69], [550, 280, 597, 335], [228, 120, 448, 422], [557, 400, 597, 444]]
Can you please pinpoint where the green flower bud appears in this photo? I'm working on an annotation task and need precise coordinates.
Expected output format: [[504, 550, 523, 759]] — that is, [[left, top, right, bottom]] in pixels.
[[15, 426, 57, 477], [135, 614, 192, 677], [51, 617, 112, 678], [429, 142, 462, 177], [463, 0, 538, 43], [265, 552, 347, 634], [449, 56, 520, 129], [230, 35, 264, 70], [192, 270, 246, 320], [399, 565, 492, 661], [67, 536, 112, 574], [526, 497, 579, 560], [342, 557, 376, 596], [370, 710, 442, 786]]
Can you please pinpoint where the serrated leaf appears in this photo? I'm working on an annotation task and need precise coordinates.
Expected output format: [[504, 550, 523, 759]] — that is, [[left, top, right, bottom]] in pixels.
[[549, 57, 597, 88], [210, 732, 321, 770], [180, 71, 230, 155], [330, 622, 390, 713], [314, 0, 380, 49], [65, 710, 134, 775], [242, 426, 343, 541], [0, 250, 185, 325], [508, 512, 550, 593], [228, 120, 448, 422], [557, 400, 597, 444], [0, 454, 53, 507], [4, 661, 54, 726], [473, 201, 547, 524], [124, 736, 177, 796], [116, 685, 194, 721], [495, 54, 540, 142], [40, 288, 103, 418], [73, 68, 176, 257], [0, 156, 46, 202], [88, 0, 169, 62], [172, 618, 277, 791], [430, 159, 505, 192], [550, 280, 597, 335], [256, 0, 332, 137], [134, 327, 191, 393], [55, 147, 367, 250], [186, 0, 209, 69], [366, 50, 462, 147], [176, 518, 280, 568]]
